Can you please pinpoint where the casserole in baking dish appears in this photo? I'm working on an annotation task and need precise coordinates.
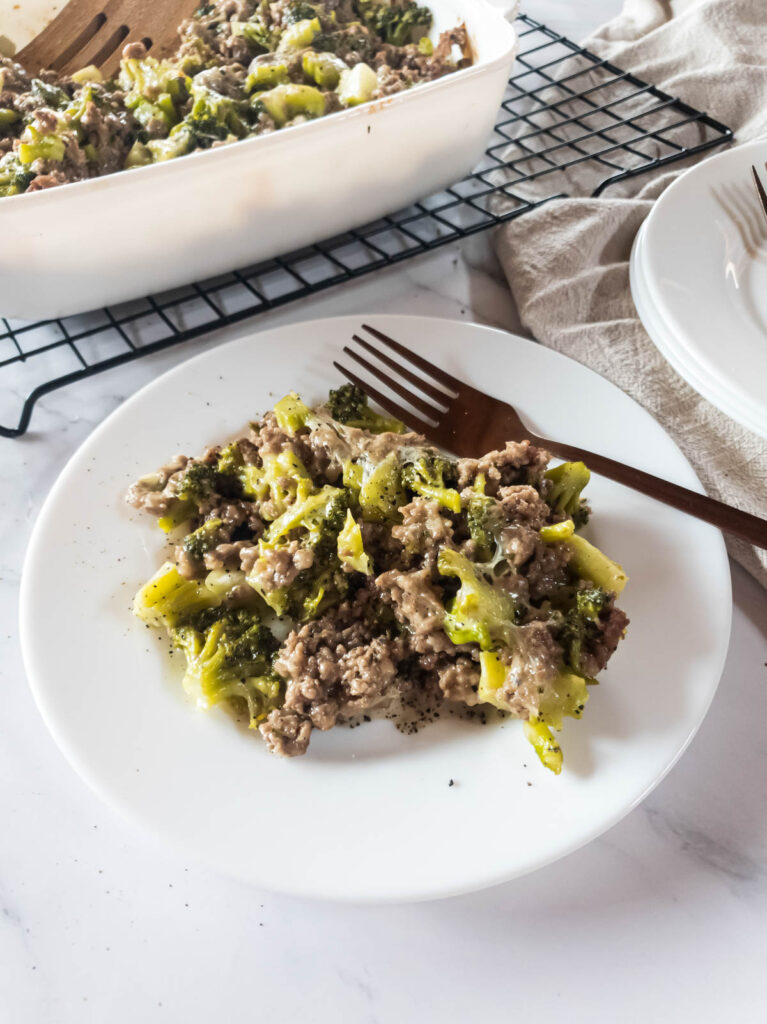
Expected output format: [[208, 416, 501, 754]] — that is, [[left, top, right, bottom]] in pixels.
[[0, 0, 517, 318]]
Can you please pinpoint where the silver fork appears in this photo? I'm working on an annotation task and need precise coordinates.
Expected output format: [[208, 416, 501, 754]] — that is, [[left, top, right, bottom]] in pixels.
[[334, 324, 767, 550]]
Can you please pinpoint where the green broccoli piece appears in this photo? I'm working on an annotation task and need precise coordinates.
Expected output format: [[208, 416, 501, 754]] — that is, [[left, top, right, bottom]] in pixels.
[[272, 391, 314, 434], [119, 56, 189, 130], [246, 59, 290, 93], [478, 650, 591, 774], [240, 449, 314, 520], [0, 107, 20, 126], [465, 494, 503, 564], [231, 15, 277, 53], [17, 123, 66, 165], [402, 454, 460, 514], [171, 606, 282, 727], [156, 461, 224, 532], [284, 2, 323, 24], [336, 62, 378, 106], [358, 452, 406, 522], [544, 461, 591, 528], [182, 518, 224, 562], [248, 487, 350, 616], [326, 383, 404, 433], [355, 0, 433, 46], [559, 585, 611, 674], [337, 509, 372, 574], [261, 485, 348, 548], [437, 548, 518, 650], [278, 16, 322, 51], [253, 82, 326, 126], [302, 50, 348, 89], [146, 125, 195, 162], [132, 561, 224, 627], [31, 78, 70, 109], [0, 152, 34, 197], [539, 518, 628, 595], [186, 79, 250, 140]]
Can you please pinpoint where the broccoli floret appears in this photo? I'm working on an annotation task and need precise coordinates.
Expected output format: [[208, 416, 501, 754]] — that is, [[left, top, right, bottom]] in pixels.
[[186, 79, 250, 139], [358, 451, 405, 522], [336, 62, 377, 106], [277, 16, 322, 51], [540, 519, 628, 595], [326, 383, 404, 433], [231, 15, 276, 53], [156, 460, 227, 533], [437, 548, 518, 650], [172, 606, 282, 728], [272, 391, 314, 434], [559, 586, 611, 673], [119, 56, 189, 130], [402, 454, 460, 513], [31, 78, 70, 109], [465, 494, 503, 563], [477, 650, 590, 774], [337, 509, 372, 574], [17, 122, 67, 166], [253, 82, 326, 126], [302, 50, 348, 89], [284, 1, 322, 24], [544, 461, 591, 528], [248, 487, 350, 616], [0, 152, 34, 197], [132, 561, 225, 627], [262, 485, 348, 547], [355, 0, 432, 46], [176, 461, 220, 503], [182, 518, 224, 562]]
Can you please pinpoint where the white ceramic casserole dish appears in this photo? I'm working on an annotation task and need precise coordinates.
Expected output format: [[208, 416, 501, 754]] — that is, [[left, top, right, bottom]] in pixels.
[[0, 0, 518, 319]]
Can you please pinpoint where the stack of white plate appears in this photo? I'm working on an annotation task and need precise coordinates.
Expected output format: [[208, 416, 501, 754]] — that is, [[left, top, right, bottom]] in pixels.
[[630, 140, 767, 441]]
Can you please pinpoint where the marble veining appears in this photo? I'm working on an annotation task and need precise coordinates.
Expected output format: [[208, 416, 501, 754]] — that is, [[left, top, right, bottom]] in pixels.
[[1, 2, 766, 1021]]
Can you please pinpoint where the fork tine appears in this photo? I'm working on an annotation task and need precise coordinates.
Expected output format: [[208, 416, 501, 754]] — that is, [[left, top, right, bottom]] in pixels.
[[361, 324, 462, 393], [752, 165, 767, 225], [333, 361, 436, 435], [351, 334, 452, 405], [343, 345, 445, 420]]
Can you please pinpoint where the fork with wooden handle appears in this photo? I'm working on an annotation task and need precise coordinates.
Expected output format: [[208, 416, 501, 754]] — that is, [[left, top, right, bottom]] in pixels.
[[334, 324, 767, 550], [16, 0, 197, 79]]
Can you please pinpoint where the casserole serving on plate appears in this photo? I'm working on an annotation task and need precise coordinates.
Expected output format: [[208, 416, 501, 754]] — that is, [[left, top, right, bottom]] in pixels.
[[0, 0, 517, 319]]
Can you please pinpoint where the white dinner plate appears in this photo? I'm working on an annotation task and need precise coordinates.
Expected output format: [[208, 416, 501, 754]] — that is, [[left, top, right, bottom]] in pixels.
[[20, 315, 732, 902], [630, 140, 767, 440]]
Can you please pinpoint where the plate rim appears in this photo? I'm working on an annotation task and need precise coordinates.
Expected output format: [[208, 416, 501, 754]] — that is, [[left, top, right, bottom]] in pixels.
[[19, 313, 733, 902], [631, 140, 767, 440]]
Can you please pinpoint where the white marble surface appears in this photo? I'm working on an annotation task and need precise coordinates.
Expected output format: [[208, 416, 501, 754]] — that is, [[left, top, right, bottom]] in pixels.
[[2, 3, 766, 1021]]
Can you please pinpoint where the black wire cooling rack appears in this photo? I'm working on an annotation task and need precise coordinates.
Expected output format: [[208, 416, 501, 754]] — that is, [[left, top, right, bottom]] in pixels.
[[1, 11, 732, 438]]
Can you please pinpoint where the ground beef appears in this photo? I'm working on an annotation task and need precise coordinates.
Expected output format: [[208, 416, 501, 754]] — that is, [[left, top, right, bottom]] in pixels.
[[272, 616, 407, 747], [437, 655, 480, 705], [248, 541, 315, 593], [457, 441, 550, 495], [126, 454, 189, 514], [260, 708, 313, 757], [525, 541, 573, 602], [391, 497, 454, 567], [376, 567, 454, 656], [580, 605, 630, 677]]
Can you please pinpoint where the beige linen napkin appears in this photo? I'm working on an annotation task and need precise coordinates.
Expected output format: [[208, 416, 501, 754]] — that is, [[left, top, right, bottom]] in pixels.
[[496, 0, 767, 586]]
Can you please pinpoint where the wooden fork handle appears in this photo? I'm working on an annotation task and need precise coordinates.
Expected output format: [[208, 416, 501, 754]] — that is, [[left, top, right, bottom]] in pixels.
[[538, 437, 767, 550]]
